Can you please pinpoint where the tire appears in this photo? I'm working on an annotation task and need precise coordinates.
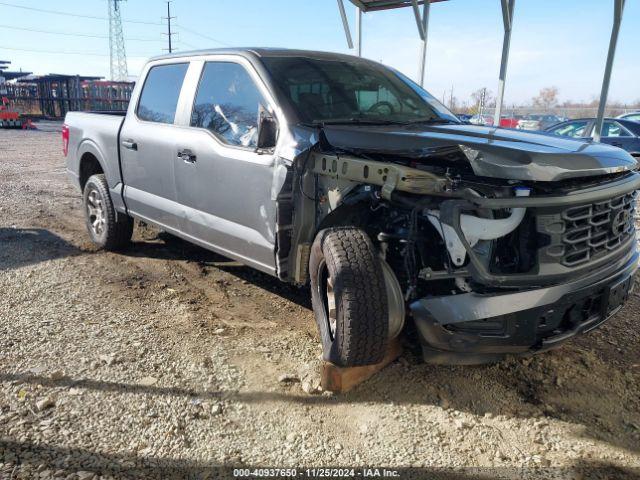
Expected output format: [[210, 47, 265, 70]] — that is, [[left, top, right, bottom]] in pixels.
[[83, 174, 133, 251], [309, 227, 388, 367]]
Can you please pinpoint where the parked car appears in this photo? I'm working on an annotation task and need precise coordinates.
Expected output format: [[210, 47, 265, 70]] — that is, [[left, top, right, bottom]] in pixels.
[[469, 113, 493, 126], [545, 118, 640, 157], [517, 114, 564, 131], [499, 115, 522, 129], [455, 113, 473, 123], [64, 49, 639, 367], [617, 112, 640, 123]]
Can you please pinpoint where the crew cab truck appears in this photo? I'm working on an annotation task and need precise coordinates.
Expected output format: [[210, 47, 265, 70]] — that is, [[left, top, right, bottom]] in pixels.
[[64, 49, 640, 366]]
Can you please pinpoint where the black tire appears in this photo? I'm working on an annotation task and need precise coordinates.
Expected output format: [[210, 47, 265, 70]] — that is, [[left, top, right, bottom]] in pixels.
[[309, 227, 388, 367], [83, 174, 133, 251]]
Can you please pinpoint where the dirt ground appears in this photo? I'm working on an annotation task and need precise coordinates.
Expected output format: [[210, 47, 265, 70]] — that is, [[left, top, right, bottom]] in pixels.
[[0, 126, 639, 480]]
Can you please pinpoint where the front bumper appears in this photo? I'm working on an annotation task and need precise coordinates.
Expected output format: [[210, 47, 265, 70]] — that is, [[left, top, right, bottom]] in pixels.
[[410, 246, 639, 365]]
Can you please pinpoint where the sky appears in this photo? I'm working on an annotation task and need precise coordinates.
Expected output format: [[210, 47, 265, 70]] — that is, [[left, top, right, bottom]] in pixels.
[[0, 0, 639, 107]]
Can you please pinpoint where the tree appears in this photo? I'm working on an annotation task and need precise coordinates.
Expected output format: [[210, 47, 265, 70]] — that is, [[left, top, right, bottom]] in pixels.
[[532, 87, 559, 111]]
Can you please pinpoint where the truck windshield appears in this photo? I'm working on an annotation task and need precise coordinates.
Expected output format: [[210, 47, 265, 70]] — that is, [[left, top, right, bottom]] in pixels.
[[261, 56, 459, 126]]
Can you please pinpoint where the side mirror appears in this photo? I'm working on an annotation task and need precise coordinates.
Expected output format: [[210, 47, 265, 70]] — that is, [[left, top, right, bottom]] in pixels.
[[257, 105, 278, 150]]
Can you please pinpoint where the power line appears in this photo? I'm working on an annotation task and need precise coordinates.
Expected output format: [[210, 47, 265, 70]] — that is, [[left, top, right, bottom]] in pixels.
[[174, 25, 231, 48], [177, 40, 200, 50], [0, 1, 164, 26], [0, 46, 153, 58], [0, 24, 161, 42], [0, 1, 232, 50]]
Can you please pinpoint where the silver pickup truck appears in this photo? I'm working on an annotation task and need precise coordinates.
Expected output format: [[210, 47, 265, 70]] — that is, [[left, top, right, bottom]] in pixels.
[[64, 48, 639, 366]]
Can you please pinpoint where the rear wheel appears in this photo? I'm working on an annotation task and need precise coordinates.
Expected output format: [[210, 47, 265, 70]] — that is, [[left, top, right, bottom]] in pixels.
[[309, 227, 389, 367], [83, 174, 133, 251]]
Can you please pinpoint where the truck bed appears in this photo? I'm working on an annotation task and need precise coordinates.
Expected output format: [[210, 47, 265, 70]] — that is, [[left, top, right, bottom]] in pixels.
[[64, 111, 125, 194]]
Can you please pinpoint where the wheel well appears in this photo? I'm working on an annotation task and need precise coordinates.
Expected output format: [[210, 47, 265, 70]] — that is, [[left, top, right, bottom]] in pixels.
[[317, 202, 371, 233], [79, 153, 104, 190]]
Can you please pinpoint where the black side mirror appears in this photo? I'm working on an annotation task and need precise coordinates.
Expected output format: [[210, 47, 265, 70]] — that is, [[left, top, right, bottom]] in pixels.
[[257, 104, 278, 150]]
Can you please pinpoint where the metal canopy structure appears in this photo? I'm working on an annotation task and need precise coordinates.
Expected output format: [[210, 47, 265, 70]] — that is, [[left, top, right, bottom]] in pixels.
[[338, 0, 448, 85], [336, 0, 627, 145]]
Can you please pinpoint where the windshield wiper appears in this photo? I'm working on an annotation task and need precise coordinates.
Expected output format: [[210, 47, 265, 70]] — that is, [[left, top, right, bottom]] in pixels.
[[404, 117, 459, 125], [301, 117, 459, 128], [309, 118, 411, 127]]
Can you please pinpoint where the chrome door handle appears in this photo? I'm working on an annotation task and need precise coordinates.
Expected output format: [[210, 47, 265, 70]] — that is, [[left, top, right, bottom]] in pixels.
[[122, 139, 137, 150], [178, 149, 197, 164]]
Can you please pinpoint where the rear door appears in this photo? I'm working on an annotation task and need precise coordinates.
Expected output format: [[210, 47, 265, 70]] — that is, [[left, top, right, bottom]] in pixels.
[[599, 120, 637, 153], [120, 61, 189, 230], [171, 56, 282, 275]]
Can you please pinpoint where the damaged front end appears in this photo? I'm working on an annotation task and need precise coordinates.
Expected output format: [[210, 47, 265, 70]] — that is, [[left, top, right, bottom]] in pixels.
[[289, 130, 640, 364]]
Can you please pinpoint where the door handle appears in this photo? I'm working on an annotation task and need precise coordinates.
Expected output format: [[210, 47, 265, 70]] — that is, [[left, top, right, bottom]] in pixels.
[[178, 148, 197, 164], [122, 139, 137, 151]]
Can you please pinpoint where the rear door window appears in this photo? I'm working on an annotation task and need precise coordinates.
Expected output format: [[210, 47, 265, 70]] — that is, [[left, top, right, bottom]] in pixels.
[[550, 121, 589, 138], [601, 121, 632, 137], [137, 63, 189, 124], [190, 61, 267, 148]]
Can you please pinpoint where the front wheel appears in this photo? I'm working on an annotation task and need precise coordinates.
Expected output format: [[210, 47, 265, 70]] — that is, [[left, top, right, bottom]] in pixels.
[[83, 174, 133, 251], [309, 227, 389, 367]]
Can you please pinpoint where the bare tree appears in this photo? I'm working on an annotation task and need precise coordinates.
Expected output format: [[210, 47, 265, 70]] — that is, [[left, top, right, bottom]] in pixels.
[[532, 87, 559, 111]]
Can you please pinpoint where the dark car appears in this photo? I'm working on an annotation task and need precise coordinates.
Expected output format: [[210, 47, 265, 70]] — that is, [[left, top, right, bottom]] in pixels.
[[618, 112, 640, 123], [545, 118, 640, 157]]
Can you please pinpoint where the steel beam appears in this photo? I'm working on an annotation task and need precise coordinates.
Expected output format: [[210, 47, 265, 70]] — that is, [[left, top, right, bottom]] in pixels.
[[337, 0, 354, 49], [415, 0, 431, 86], [411, 0, 426, 39], [593, 0, 626, 142], [356, 7, 363, 56], [493, 0, 515, 126]]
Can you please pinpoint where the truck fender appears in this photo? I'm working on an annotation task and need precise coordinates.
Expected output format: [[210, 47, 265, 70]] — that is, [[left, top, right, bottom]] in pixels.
[[77, 139, 127, 214]]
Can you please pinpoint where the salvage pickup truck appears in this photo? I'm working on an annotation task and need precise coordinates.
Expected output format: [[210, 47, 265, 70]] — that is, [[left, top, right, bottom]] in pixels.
[[64, 49, 639, 366]]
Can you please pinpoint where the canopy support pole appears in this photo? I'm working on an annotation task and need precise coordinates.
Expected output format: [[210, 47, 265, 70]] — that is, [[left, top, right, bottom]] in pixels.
[[493, 0, 515, 126], [593, 0, 625, 142], [411, 0, 431, 86], [356, 7, 363, 56], [337, 0, 354, 49]]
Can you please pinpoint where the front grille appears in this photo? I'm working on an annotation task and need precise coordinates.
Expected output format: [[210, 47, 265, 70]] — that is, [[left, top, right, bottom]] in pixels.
[[560, 191, 637, 267]]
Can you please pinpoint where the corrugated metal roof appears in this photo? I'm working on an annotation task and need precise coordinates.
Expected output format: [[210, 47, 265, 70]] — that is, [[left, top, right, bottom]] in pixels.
[[348, 0, 447, 12], [0, 71, 32, 81]]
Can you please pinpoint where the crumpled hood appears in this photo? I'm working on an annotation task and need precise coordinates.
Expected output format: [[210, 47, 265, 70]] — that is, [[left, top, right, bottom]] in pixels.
[[319, 123, 638, 182]]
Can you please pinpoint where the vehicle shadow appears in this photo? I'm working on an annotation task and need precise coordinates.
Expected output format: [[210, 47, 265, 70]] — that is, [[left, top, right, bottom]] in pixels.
[[1, 438, 638, 480], [117, 229, 640, 456], [0, 228, 82, 271], [125, 229, 311, 309]]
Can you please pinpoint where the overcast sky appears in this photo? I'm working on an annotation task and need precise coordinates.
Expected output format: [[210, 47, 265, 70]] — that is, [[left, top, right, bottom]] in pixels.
[[1, 0, 638, 106]]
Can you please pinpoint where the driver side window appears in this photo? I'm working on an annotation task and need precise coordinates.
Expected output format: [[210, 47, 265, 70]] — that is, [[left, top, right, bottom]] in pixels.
[[191, 61, 267, 148]]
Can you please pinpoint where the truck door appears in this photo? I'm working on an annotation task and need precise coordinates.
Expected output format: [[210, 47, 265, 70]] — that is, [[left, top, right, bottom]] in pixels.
[[172, 58, 280, 276], [120, 62, 189, 230]]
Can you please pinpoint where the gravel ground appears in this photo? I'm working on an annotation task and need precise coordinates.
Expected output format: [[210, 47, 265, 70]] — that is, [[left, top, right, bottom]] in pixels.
[[1, 127, 639, 480]]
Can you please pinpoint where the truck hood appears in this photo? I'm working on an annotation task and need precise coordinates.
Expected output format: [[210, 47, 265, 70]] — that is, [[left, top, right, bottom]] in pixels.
[[319, 123, 637, 182]]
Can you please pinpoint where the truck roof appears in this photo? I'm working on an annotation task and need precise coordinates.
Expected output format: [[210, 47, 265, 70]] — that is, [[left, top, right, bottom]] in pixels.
[[149, 47, 365, 62]]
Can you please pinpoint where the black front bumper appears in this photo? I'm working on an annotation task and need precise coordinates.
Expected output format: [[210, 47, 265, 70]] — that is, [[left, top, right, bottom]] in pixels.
[[410, 247, 639, 365]]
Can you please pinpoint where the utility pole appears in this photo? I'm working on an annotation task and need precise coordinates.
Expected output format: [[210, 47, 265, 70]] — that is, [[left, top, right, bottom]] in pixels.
[[163, 1, 176, 53]]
